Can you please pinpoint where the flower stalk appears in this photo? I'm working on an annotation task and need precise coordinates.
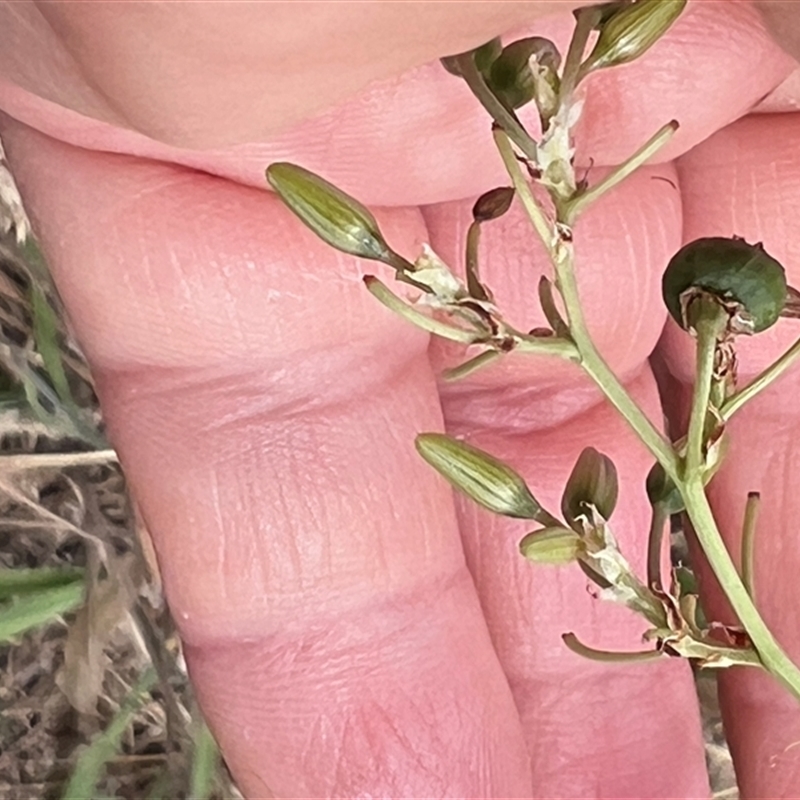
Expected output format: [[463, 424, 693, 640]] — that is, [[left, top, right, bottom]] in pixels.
[[266, 0, 800, 702]]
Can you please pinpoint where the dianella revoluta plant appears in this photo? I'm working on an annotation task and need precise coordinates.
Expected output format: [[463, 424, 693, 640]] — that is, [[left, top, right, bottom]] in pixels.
[[266, 0, 800, 701]]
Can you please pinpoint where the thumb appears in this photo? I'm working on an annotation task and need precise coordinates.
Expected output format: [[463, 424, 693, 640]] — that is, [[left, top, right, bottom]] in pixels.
[[759, 1, 800, 62]]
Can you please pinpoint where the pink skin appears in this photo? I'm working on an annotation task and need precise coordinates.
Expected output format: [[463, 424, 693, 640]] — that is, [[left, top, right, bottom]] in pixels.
[[1, 1, 800, 796]]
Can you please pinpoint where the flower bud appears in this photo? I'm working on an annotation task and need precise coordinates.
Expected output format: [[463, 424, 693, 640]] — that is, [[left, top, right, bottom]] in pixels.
[[267, 163, 400, 265], [662, 237, 787, 334], [561, 447, 619, 530], [415, 433, 544, 519], [472, 187, 515, 223], [520, 527, 584, 565], [580, 0, 686, 76], [441, 38, 502, 77], [645, 462, 684, 514], [487, 37, 561, 113]]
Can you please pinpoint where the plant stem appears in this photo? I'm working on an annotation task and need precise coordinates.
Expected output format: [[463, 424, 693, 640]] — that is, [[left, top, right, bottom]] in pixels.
[[722, 335, 800, 421], [559, 6, 602, 102], [564, 121, 678, 224], [494, 128, 552, 250], [685, 298, 727, 477], [647, 501, 669, 591], [495, 129, 679, 479], [741, 492, 760, 600], [682, 478, 800, 700], [456, 55, 539, 161], [363, 276, 477, 343], [514, 335, 579, 360], [562, 632, 664, 663], [464, 221, 487, 301], [556, 249, 678, 476], [443, 350, 501, 382]]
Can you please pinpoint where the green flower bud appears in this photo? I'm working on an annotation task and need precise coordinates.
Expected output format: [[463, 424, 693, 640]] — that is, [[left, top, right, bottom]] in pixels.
[[415, 433, 544, 519], [266, 162, 402, 266], [561, 447, 619, 530], [581, 0, 686, 76], [662, 237, 787, 334], [520, 527, 584, 565]]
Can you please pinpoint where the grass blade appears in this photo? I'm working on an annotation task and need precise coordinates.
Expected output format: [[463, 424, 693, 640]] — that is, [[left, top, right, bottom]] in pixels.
[[189, 718, 220, 799], [0, 566, 84, 601], [0, 580, 85, 641], [62, 668, 156, 800], [30, 281, 73, 407]]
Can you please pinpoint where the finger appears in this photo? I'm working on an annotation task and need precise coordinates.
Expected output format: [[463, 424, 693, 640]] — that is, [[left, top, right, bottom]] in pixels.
[[0, 2, 793, 206], [0, 0, 581, 147], [0, 116, 535, 798], [660, 112, 800, 796], [759, 1, 800, 62], [422, 166, 709, 794]]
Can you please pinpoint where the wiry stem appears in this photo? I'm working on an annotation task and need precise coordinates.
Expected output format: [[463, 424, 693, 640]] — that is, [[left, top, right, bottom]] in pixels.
[[741, 492, 760, 600], [722, 335, 800, 421], [682, 479, 800, 700]]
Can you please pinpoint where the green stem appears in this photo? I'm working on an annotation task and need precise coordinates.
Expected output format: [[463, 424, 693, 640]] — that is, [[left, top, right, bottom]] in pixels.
[[495, 129, 678, 479], [443, 350, 501, 382], [564, 121, 678, 225], [364, 276, 477, 343], [682, 478, 800, 700], [647, 502, 669, 591], [464, 221, 487, 301], [559, 6, 602, 102], [456, 55, 539, 161], [554, 244, 679, 478], [722, 335, 800, 421], [514, 335, 579, 360], [741, 492, 760, 600], [494, 128, 552, 250], [685, 299, 727, 477]]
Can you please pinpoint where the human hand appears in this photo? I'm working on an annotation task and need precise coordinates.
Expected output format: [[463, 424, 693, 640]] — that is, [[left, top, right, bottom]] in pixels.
[[1, 2, 800, 796]]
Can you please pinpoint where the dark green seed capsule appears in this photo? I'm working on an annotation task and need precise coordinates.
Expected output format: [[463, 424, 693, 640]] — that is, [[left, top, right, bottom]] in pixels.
[[662, 237, 787, 334]]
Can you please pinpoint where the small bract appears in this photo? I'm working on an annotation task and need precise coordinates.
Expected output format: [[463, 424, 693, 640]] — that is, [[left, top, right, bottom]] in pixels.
[[662, 237, 787, 334]]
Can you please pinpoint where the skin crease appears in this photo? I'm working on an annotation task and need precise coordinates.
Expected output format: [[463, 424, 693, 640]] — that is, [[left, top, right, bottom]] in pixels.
[[1, 0, 800, 797]]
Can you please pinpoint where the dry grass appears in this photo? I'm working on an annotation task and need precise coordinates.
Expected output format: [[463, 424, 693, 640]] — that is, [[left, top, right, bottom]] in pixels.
[[0, 165, 240, 797]]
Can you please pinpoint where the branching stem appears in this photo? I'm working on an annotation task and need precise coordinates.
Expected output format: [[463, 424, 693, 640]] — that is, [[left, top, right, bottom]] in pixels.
[[496, 128, 679, 479], [682, 479, 800, 700], [722, 335, 800, 421], [455, 55, 539, 161]]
